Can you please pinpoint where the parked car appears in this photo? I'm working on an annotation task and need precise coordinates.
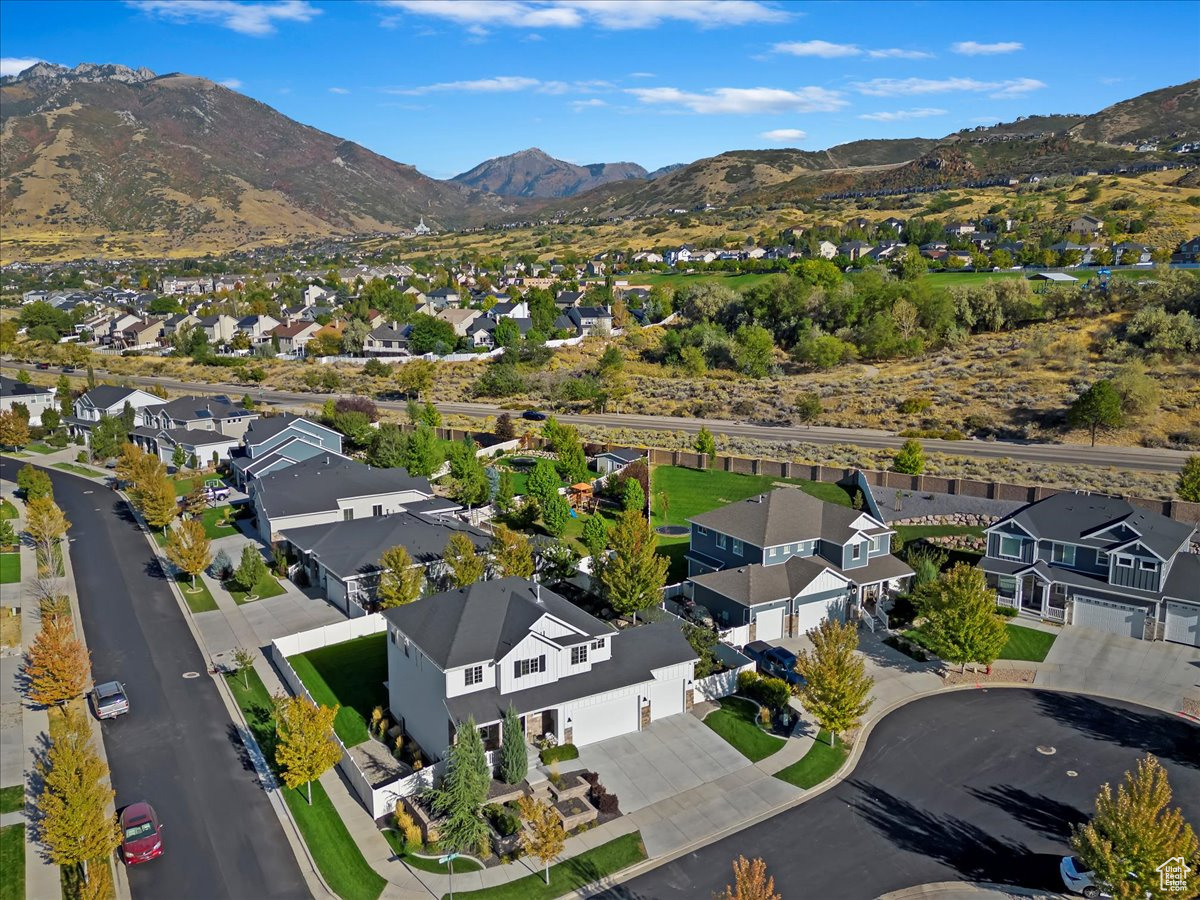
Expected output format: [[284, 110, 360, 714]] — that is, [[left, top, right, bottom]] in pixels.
[[62, 365, 77, 373], [522, 409, 548, 421], [205, 487, 231, 503], [119, 802, 163, 865], [764, 646, 803, 686], [741, 641, 775, 672], [91, 681, 129, 719], [1059, 856, 1108, 898]]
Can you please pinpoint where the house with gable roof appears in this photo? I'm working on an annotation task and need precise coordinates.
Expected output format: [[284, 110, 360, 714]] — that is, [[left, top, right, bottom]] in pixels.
[[67, 385, 166, 444], [228, 414, 345, 488]]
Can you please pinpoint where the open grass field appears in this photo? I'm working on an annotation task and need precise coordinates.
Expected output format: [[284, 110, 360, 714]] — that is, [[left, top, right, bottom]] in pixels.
[[289, 634, 389, 748], [703, 697, 784, 763]]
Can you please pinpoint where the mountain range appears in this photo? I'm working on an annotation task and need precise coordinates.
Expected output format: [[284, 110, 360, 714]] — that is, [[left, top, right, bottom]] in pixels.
[[2, 62, 1197, 258]]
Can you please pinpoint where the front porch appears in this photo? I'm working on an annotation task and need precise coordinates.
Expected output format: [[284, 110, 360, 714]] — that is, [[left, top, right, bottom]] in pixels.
[[855, 576, 913, 632], [991, 571, 1067, 623]]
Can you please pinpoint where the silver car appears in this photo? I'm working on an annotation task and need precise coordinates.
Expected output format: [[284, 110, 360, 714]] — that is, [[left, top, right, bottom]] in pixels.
[[92, 681, 129, 719]]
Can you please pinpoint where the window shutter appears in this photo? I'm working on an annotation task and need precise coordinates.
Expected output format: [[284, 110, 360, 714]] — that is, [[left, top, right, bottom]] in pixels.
[[514, 661, 520, 678], [538, 655, 546, 672]]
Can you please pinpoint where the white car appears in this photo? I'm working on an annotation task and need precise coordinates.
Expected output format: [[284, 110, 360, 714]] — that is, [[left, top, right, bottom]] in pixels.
[[1061, 856, 1110, 898]]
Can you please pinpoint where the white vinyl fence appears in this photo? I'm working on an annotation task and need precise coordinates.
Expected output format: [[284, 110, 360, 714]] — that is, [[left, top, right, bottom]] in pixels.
[[694, 643, 755, 702]]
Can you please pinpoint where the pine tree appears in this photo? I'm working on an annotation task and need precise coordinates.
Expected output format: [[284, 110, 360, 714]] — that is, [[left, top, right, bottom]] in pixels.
[[491, 526, 535, 579], [140, 475, 178, 532], [274, 695, 342, 805], [376, 545, 423, 607], [717, 856, 781, 900], [24, 616, 90, 708], [165, 518, 211, 589], [499, 704, 528, 786], [1177, 455, 1200, 502], [430, 717, 491, 854], [517, 795, 566, 884], [891, 438, 925, 475], [1071, 755, 1199, 900], [694, 425, 716, 459], [916, 564, 1010, 673], [35, 711, 120, 881], [443, 533, 486, 588], [402, 424, 443, 478], [596, 507, 668, 624], [795, 617, 873, 747], [171, 444, 187, 471]]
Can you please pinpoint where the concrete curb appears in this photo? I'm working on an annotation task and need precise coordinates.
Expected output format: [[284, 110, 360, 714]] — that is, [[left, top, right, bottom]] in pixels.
[[878, 881, 1065, 899]]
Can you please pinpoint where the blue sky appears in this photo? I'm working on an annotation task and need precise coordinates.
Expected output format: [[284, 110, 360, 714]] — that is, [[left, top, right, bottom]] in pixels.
[[2, 0, 1198, 180]]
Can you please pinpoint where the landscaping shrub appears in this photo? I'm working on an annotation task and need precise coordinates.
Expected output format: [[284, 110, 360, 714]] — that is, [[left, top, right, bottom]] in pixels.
[[483, 803, 521, 837], [539, 743, 579, 765], [393, 804, 422, 848], [738, 671, 791, 711], [995, 605, 1019, 618], [587, 779, 620, 815]]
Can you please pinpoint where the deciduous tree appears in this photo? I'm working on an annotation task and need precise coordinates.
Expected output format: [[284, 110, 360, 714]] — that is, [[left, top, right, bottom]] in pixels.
[[17, 464, 53, 501], [694, 425, 716, 459], [443, 533, 485, 588], [795, 617, 873, 747], [25, 496, 70, 575], [24, 616, 89, 708], [916, 564, 1009, 673], [581, 514, 609, 559], [717, 856, 781, 900], [430, 717, 490, 854], [1068, 380, 1124, 447], [274, 694, 341, 805], [233, 544, 269, 594], [0, 408, 30, 448], [165, 518, 211, 589], [596, 507, 668, 624], [518, 795, 566, 884], [491, 526, 535, 579], [140, 475, 178, 533], [541, 495, 570, 537], [527, 458, 561, 508], [376, 545, 423, 607], [232, 647, 256, 690]]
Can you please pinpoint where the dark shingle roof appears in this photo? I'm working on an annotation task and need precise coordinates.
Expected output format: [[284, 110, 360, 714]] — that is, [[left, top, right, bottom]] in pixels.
[[1164, 553, 1200, 603], [252, 454, 431, 519], [597, 448, 644, 464], [79, 385, 146, 411], [382, 577, 614, 670], [690, 488, 883, 548], [996, 494, 1194, 561], [0, 376, 52, 399], [158, 395, 245, 423]]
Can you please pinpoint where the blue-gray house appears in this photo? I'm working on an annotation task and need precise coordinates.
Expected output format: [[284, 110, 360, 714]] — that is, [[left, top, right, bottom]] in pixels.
[[981, 493, 1199, 646], [228, 414, 346, 488], [686, 489, 913, 644]]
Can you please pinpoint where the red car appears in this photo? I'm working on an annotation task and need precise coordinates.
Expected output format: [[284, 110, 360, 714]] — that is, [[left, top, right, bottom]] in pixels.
[[119, 802, 163, 865]]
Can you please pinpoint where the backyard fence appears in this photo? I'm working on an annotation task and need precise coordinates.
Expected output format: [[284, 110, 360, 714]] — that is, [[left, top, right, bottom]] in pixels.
[[694, 644, 755, 702]]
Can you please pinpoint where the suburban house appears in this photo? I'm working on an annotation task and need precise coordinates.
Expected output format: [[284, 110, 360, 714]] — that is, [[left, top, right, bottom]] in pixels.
[[1069, 215, 1104, 236], [594, 448, 645, 477], [228, 414, 345, 487], [113, 318, 163, 350], [270, 320, 322, 355], [68, 386, 166, 443], [280, 510, 482, 616], [980, 493, 1199, 647], [161, 312, 199, 337], [0, 376, 55, 426], [436, 308, 482, 337], [236, 314, 280, 343], [197, 314, 239, 346], [250, 454, 435, 541], [426, 287, 461, 309], [133, 426, 241, 468], [129, 395, 258, 466], [364, 323, 411, 357], [383, 577, 698, 759], [554, 306, 613, 338], [813, 240, 838, 259], [466, 316, 533, 349], [686, 489, 913, 643]]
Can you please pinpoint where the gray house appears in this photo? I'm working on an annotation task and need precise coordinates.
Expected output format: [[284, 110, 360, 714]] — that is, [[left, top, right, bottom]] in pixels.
[[687, 489, 913, 643], [1, 375, 56, 427], [228, 414, 345, 487], [130, 395, 258, 466], [981, 494, 1199, 646]]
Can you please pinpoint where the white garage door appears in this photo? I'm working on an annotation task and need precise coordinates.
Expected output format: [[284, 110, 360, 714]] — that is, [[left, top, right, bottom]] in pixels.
[[794, 597, 839, 636], [649, 679, 684, 721], [1165, 602, 1200, 647], [1073, 596, 1145, 639], [571, 695, 639, 747], [755, 606, 784, 642]]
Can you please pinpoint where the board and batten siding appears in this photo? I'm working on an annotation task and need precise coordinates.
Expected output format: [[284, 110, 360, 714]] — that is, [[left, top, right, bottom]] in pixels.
[[498, 632, 561, 694]]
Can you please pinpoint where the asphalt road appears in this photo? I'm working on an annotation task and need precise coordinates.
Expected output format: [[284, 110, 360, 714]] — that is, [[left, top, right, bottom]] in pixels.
[[606, 689, 1200, 900], [11, 462, 310, 900], [10, 360, 1190, 474]]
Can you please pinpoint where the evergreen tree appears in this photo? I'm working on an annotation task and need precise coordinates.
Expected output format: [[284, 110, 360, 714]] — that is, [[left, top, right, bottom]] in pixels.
[[430, 717, 491, 854], [24, 616, 90, 708], [171, 444, 187, 470], [794, 617, 873, 747], [891, 438, 925, 475], [491, 526, 535, 579], [402, 424, 443, 478], [274, 695, 342, 805], [622, 477, 645, 513], [694, 425, 716, 459], [495, 469, 515, 514], [376, 545, 423, 607], [499, 704, 527, 786], [233, 544, 269, 593], [581, 514, 609, 559], [596, 507, 668, 624], [419, 401, 441, 428], [916, 564, 1009, 673], [443, 533, 486, 588], [1175, 455, 1200, 502], [368, 424, 408, 468]]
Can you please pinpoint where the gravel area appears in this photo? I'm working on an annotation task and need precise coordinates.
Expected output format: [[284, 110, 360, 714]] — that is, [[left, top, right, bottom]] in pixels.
[[871, 486, 1026, 523], [943, 666, 1037, 685]]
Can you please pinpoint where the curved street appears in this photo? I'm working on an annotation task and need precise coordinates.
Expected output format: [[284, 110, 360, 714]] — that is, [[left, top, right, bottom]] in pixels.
[[604, 689, 1200, 899]]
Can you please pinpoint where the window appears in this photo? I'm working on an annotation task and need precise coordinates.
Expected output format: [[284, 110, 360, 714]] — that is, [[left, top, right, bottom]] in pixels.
[[997, 576, 1017, 599], [850, 543, 862, 561], [1139, 559, 1156, 571], [869, 536, 881, 553], [342, 508, 354, 521], [372, 504, 383, 517], [732, 539, 743, 556], [1051, 543, 1076, 566], [999, 536, 1023, 559], [715, 533, 726, 549], [1116, 556, 1134, 569], [514, 656, 546, 678], [1097, 550, 1110, 568], [571, 645, 588, 665], [696, 525, 708, 537], [464, 665, 483, 686], [768, 547, 778, 558], [590, 638, 605, 651]]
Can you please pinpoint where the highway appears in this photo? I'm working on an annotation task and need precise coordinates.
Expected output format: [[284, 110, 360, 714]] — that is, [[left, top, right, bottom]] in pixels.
[[8, 360, 1191, 474]]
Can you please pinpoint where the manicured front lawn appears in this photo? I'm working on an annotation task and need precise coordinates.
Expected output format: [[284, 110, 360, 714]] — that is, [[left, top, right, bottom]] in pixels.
[[227, 574, 286, 605], [225, 669, 385, 900], [703, 696, 784, 762], [0, 824, 25, 900], [381, 830, 486, 874], [176, 572, 218, 613], [289, 634, 389, 748], [1000, 623, 1057, 662], [0, 784, 22, 814], [0, 553, 19, 585], [52, 462, 101, 478], [198, 505, 238, 539], [0, 499, 17, 520], [22, 443, 55, 454], [446, 832, 647, 900], [774, 729, 850, 789]]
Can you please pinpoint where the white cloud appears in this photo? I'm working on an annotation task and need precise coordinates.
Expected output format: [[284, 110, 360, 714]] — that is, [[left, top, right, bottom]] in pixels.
[[629, 71, 656, 78], [329, 87, 350, 94], [388, 76, 607, 96], [761, 128, 807, 142], [951, 40, 1022, 55], [218, 78, 243, 89], [867, 48, 934, 59], [571, 98, 608, 111], [853, 76, 1045, 99], [774, 40, 860, 58], [0, 57, 44, 77], [858, 107, 946, 121], [379, 0, 789, 31], [627, 85, 846, 115], [128, 0, 319, 36]]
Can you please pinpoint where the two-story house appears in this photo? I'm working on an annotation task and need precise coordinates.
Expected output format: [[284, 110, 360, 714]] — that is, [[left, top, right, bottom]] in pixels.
[[236, 314, 280, 344], [686, 489, 913, 644], [228, 414, 345, 487], [980, 493, 1199, 646], [466, 316, 534, 349], [130, 395, 258, 467], [67, 386, 166, 444], [251, 454, 435, 541], [196, 314, 239, 346], [383, 577, 697, 760], [270, 320, 322, 355], [364, 322, 411, 357], [553, 306, 613, 338], [0, 375, 55, 426]]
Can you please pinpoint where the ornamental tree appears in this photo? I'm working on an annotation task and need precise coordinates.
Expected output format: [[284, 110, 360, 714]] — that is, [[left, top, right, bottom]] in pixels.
[[376, 545, 423, 607], [274, 694, 341, 805], [917, 564, 1010, 673], [443, 533, 486, 588], [165, 518, 211, 589], [24, 616, 90, 708], [596, 507, 668, 624], [794, 617, 873, 747]]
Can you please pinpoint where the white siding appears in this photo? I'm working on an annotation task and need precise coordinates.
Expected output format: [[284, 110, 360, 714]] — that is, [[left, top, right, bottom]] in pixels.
[[386, 627, 451, 760], [796, 569, 850, 597], [498, 632, 561, 694], [336, 488, 431, 520], [446, 660, 497, 697]]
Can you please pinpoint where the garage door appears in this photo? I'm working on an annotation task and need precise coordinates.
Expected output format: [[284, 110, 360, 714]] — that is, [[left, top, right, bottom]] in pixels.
[[570, 695, 639, 746], [649, 679, 684, 721], [1073, 596, 1145, 639], [1165, 601, 1200, 647], [755, 606, 784, 642], [794, 597, 840, 636]]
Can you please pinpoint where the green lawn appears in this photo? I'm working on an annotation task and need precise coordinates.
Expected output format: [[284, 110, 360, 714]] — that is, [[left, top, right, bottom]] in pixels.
[[174, 475, 225, 497], [0, 824, 24, 900], [774, 729, 850, 789], [635, 271, 780, 291], [0, 499, 17, 520], [198, 505, 238, 539], [225, 669, 385, 900], [893, 524, 984, 544], [22, 443, 55, 454], [289, 634, 389, 748], [0, 784, 22, 814], [380, 830, 486, 874], [0, 554, 19, 585], [227, 573, 286, 605], [1001, 623, 1057, 662], [176, 572, 218, 613], [650, 465, 851, 531], [52, 462, 100, 478], [703, 697, 784, 763], [446, 832, 647, 900]]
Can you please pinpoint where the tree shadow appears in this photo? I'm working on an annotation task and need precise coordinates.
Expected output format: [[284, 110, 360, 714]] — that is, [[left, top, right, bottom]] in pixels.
[[857, 629, 938, 675], [967, 784, 1088, 840], [225, 722, 266, 789], [25, 730, 53, 860], [1032, 691, 1200, 770], [143, 557, 166, 580]]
